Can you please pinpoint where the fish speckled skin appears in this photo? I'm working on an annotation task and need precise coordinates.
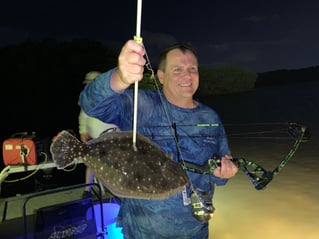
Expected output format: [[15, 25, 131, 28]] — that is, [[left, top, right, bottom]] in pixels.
[[50, 130, 189, 200]]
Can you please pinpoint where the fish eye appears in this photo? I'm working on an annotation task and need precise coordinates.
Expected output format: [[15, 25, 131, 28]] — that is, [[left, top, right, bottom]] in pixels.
[[158, 161, 166, 168]]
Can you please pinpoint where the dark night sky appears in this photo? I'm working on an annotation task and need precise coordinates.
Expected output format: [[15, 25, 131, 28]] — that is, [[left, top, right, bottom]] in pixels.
[[1, 0, 319, 72], [1, 0, 319, 141]]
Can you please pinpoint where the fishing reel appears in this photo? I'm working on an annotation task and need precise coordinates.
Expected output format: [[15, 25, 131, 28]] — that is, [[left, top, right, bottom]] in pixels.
[[190, 190, 215, 222]]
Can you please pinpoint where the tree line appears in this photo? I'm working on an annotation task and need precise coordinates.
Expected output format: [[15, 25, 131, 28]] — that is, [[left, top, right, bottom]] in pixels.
[[1, 38, 317, 102], [256, 66, 319, 87]]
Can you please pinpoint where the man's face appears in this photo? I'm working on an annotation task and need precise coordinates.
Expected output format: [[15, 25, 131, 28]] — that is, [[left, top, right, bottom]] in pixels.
[[157, 49, 199, 104]]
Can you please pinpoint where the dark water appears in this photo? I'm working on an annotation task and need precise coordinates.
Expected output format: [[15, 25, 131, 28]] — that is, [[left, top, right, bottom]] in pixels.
[[201, 81, 319, 127], [204, 81, 319, 239]]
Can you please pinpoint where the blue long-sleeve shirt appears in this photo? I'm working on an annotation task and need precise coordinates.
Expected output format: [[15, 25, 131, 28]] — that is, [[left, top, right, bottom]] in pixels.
[[79, 68, 231, 239]]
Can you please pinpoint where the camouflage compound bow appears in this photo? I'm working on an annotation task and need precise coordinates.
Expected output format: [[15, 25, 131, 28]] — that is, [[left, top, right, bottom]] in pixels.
[[182, 122, 310, 190]]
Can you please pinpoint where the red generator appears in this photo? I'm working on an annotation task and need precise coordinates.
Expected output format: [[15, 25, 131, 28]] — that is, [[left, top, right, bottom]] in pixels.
[[3, 136, 37, 165]]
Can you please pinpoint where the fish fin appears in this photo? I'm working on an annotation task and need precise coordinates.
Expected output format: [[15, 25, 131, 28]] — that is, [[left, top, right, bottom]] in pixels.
[[50, 130, 83, 169], [86, 130, 120, 145]]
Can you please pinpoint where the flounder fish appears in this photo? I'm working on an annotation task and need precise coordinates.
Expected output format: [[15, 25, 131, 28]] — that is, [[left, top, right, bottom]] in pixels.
[[50, 130, 189, 200]]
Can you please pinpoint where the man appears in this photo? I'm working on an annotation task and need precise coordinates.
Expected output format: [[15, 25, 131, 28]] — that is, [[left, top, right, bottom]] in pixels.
[[79, 40, 238, 238], [79, 71, 118, 198]]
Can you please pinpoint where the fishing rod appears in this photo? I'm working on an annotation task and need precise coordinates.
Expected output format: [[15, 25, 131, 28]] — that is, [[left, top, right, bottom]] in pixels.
[[181, 123, 309, 190]]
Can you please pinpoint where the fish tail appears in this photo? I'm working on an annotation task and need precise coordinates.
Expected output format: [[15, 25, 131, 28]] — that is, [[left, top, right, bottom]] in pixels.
[[50, 130, 84, 169]]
